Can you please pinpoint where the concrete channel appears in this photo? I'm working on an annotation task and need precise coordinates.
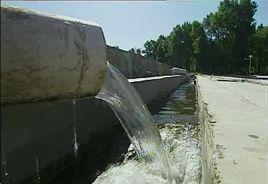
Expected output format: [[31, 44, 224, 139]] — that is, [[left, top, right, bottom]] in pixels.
[[4, 4, 264, 184], [1, 75, 187, 184], [1, 6, 188, 183]]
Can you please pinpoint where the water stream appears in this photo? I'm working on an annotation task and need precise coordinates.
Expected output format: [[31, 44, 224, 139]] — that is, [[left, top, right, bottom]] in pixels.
[[95, 63, 175, 183], [94, 64, 200, 184], [1, 151, 10, 184], [23, 63, 199, 184], [72, 100, 79, 159], [35, 156, 41, 184]]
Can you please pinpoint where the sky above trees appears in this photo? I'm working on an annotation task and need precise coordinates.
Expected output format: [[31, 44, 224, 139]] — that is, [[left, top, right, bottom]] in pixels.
[[3, 0, 268, 50], [141, 0, 268, 75]]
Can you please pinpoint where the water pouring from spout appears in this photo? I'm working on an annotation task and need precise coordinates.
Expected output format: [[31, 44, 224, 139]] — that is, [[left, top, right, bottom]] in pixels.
[[95, 62, 175, 183]]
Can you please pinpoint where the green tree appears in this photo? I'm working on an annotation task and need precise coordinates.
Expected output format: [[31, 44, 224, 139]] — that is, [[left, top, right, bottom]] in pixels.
[[136, 48, 142, 55], [250, 25, 268, 74], [168, 23, 193, 69], [129, 48, 135, 54], [129, 48, 142, 55], [143, 40, 157, 59], [203, 0, 257, 74], [190, 21, 208, 72], [141, 0, 266, 75], [155, 35, 170, 63]]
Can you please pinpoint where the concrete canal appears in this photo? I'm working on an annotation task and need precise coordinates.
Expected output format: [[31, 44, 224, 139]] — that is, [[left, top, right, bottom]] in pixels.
[[93, 81, 201, 184], [31, 81, 200, 184]]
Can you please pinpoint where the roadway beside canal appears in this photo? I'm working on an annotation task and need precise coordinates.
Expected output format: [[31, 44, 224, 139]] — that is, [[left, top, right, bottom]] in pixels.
[[197, 75, 267, 184]]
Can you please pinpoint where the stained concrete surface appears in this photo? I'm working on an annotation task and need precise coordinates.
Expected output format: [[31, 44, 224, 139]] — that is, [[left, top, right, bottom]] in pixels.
[[197, 75, 267, 184], [1, 5, 107, 105]]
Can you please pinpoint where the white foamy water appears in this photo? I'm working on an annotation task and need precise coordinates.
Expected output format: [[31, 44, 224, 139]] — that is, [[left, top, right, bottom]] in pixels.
[[96, 63, 175, 182], [93, 123, 201, 184], [95, 63, 200, 184]]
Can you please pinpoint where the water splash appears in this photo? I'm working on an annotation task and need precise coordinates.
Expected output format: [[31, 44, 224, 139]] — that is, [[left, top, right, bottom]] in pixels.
[[93, 123, 201, 184], [96, 62, 175, 183], [35, 156, 41, 184], [1, 151, 10, 184], [72, 100, 79, 159]]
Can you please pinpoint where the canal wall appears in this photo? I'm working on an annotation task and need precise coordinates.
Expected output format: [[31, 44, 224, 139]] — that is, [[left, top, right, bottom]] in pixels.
[[130, 75, 185, 104], [197, 87, 217, 184], [1, 6, 187, 183], [2, 76, 187, 184], [107, 45, 172, 78]]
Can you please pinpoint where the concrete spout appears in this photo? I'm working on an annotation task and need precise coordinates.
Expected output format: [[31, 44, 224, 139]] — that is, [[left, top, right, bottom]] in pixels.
[[1, 5, 107, 105]]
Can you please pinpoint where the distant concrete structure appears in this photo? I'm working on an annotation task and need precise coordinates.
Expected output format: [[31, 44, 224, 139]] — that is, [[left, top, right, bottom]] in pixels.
[[107, 45, 172, 78], [1, 5, 107, 105], [130, 75, 186, 104], [171, 67, 187, 75]]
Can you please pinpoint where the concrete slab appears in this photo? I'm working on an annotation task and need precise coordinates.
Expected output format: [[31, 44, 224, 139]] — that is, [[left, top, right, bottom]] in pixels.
[[197, 75, 268, 184], [1, 5, 107, 105]]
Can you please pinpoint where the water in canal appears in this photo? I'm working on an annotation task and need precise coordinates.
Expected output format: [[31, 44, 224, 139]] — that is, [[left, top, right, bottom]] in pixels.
[[94, 64, 200, 184], [96, 63, 175, 183]]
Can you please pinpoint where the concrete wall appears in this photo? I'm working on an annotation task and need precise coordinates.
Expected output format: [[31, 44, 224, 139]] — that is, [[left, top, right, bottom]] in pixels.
[[1, 75, 187, 183], [197, 89, 216, 184], [1, 5, 177, 105], [130, 75, 186, 104], [1, 97, 127, 184], [1, 5, 188, 184], [1, 5, 107, 105], [107, 46, 172, 78]]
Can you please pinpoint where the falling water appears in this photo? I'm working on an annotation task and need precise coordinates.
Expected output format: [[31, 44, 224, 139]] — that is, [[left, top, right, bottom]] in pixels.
[[35, 156, 41, 184], [1, 151, 10, 184], [72, 100, 79, 159], [96, 63, 175, 183]]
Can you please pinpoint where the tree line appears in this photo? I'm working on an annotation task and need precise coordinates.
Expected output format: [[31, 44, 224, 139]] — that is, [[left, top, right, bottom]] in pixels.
[[131, 0, 268, 75]]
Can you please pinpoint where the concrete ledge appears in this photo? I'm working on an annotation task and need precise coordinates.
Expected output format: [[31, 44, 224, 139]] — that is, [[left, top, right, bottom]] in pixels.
[[130, 75, 187, 104], [197, 75, 267, 184], [1, 5, 107, 105], [197, 87, 217, 184]]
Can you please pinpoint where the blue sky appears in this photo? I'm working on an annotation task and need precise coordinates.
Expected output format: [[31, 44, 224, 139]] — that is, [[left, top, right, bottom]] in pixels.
[[2, 1, 268, 51]]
